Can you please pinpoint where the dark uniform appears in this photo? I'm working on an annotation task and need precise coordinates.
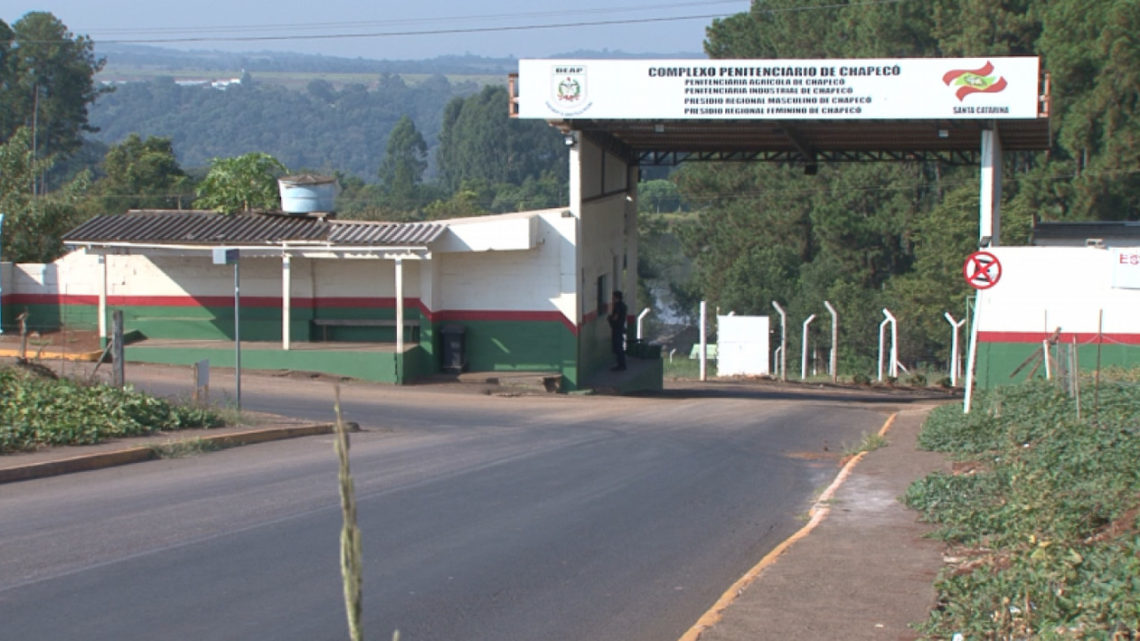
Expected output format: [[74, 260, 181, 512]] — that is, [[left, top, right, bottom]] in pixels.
[[608, 291, 628, 371]]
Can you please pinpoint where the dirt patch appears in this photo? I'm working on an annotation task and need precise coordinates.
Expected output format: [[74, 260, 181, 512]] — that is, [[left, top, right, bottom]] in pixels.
[[0, 329, 104, 355], [1085, 502, 1140, 544], [951, 460, 988, 475], [784, 450, 843, 463]]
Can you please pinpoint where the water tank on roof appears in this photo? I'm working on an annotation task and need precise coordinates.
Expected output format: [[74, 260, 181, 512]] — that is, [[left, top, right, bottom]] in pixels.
[[278, 175, 337, 213]]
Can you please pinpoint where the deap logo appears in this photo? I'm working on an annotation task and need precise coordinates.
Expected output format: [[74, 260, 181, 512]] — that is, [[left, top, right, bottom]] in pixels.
[[552, 65, 587, 104], [942, 61, 1008, 101]]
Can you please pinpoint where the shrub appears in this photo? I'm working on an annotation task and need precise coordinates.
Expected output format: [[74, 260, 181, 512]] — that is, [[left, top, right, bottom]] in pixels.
[[906, 377, 1140, 638], [0, 366, 222, 453]]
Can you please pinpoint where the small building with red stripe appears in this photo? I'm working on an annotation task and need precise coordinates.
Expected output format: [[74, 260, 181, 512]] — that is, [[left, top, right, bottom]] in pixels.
[[2, 138, 652, 391], [973, 238, 1140, 387]]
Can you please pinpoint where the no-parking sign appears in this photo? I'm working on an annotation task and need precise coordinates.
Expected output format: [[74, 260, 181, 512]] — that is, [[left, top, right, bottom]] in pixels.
[[964, 251, 1002, 289]]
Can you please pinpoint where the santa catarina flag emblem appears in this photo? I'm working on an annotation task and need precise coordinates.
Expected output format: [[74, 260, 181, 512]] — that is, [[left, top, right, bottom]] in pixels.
[[942, 61, 1008, 101]]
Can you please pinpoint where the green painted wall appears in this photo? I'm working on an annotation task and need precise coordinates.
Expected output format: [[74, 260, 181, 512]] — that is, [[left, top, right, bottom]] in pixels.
[[121, 304, 287, 341], [15, 299, 596, 390], [4, 302, 98, 333], [977, 342, 1140, 388], [21, 301, 431, 348], [434, 318, 577, 384], [125, 343, 404, 384]]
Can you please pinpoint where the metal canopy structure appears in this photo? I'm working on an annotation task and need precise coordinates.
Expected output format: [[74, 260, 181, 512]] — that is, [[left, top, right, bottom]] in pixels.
[[510, 57, 1052, 245], [555, 116, 1051, 166]]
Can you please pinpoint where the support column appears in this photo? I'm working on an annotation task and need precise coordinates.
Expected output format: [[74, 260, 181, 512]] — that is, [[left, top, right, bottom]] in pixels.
[[979, 126, 1003, 247], [98, 254, 108, 340], [395, 257, 405, 357], [624, 163, 639, 306], [281, 254, 292, 350], [567, 131, 584, 374]]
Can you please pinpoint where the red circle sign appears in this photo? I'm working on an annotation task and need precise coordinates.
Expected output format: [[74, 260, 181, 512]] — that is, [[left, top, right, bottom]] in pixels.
[[963, 251, 1002, 289]]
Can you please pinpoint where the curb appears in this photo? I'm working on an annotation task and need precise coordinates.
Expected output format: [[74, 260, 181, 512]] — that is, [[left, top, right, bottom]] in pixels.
[[676, 412, 900, 641], [0, 423, 339, 484]]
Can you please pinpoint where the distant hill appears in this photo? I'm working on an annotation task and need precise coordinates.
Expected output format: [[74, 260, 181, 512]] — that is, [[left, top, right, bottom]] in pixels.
[[94, 43, 706, 79], [85, 45, 706, 181]]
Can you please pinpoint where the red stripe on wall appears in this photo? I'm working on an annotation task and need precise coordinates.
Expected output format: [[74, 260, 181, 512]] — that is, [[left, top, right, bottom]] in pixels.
[[7, 293, 431, 311], [432, 309, 578, 335], [8, 293, 286, 308], [979, 331, 1140, 345], [7, 293, 100, 305], [111, 295, 285, 307]]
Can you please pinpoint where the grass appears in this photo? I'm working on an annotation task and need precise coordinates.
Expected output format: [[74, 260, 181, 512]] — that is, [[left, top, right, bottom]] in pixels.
[[843, 431, 887, 456], [663, 357, 703, 380]]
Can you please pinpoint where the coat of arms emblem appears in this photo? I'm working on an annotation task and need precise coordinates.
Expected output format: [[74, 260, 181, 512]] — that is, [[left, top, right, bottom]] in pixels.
[[552, 66, 587, 105]]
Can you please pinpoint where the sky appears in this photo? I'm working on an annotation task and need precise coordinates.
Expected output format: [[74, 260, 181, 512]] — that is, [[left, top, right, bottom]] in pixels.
[[7, 0, 749, 60]]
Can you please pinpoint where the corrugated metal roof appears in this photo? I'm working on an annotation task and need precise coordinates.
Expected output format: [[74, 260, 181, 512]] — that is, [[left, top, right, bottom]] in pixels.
[[63, 211, 445, 247], [329, 221, 445, 245]]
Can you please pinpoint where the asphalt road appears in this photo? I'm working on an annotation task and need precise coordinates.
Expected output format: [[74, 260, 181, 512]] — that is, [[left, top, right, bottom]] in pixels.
[[0, 366, 911, 641]]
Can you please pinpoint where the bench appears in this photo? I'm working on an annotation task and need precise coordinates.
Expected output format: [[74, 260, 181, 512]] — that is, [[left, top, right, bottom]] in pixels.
[[311, 318, 421, 342]]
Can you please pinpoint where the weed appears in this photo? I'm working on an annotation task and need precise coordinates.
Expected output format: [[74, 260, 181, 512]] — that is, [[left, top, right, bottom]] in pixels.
[[844, 431, 887, 456], [148, 438, 224, 459], [334, 384, 365, 641]]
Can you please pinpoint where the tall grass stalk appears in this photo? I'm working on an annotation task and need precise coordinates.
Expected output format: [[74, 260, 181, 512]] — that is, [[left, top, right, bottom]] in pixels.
[[334, 384, 364, 641]]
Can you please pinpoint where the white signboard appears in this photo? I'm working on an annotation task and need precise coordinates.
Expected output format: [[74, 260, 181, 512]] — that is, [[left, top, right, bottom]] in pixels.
[[1112, 247, 1140, 289], [716, 315, 770, 377], [517, 57, 1040, 121]]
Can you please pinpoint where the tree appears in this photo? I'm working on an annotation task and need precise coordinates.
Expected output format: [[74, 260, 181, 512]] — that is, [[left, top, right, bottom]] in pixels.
[[422, 187, 487, 220], [306, 78, 336, 104], [638, 179, 685, 214], [489, 172, 566, 213], [929, 0, 1040, 57], [0, 127, 88, 262], [1038, 0, 1140, 220], [436, 85, 567, 193], [98, 134, 190, 211], [0, 12, 106, 158], [377, 115, 427, 208], [195, 152, 287, 213]]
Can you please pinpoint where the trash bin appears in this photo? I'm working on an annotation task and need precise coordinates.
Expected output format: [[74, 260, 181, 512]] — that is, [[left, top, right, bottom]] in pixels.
[[440, 324, 467, 373]]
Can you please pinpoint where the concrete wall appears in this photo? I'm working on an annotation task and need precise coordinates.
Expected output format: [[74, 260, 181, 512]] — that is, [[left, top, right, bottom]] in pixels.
[[4, 258, 96, 331], [573, 136, 639, 380], [5, 250, 429, 343], [975, 246, 1140, 386], [432, 209, 580, 385]]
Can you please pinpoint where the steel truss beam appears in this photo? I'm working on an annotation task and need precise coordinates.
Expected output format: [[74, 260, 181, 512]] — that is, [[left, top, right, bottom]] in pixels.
[[635, 149, 981, 166]]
